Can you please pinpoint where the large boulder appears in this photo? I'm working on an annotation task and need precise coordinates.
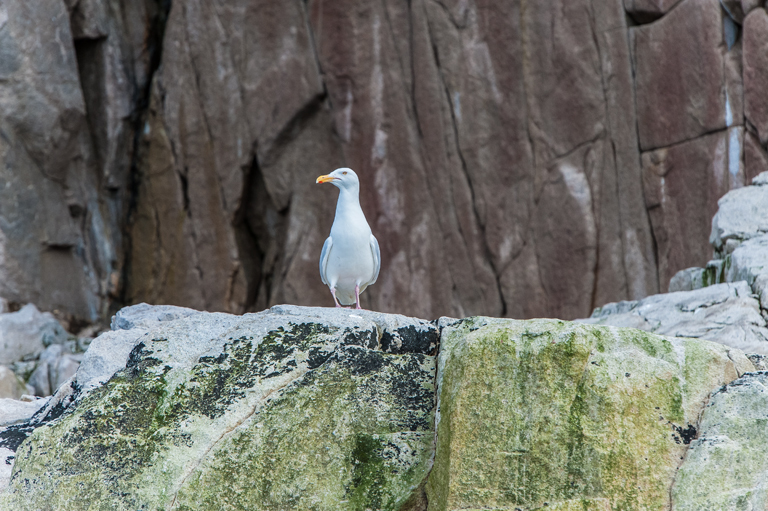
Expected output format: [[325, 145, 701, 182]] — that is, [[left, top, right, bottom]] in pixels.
[[0, 305, 437, 510], [425, 317, 752, 510]]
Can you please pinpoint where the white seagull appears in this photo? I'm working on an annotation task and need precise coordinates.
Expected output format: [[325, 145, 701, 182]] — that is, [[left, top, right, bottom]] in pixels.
[[316, 168, 381, 309]]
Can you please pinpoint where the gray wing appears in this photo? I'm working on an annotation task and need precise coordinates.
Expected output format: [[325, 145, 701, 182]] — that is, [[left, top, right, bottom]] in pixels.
[[319, 236, 333, 285], [369, 234, 381, 285]]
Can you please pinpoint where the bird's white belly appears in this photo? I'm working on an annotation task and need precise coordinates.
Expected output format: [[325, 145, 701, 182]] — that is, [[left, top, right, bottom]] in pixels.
[[326, 238, 375, 305]]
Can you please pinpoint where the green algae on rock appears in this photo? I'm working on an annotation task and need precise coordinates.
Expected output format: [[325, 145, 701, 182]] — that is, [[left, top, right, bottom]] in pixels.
[[0, 306, 437, 511], [426, 317, 753, 511]]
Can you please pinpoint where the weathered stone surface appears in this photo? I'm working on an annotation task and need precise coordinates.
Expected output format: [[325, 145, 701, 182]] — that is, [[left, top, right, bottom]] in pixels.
[[710, 173, 768, 254], [0, 304, 67, 366], [0, 0, 163, 323], [672, 371, 768, 509], [581, 282, 768, 354], [744, 8, 768, 145], [722, 0, 747, 22], [126, 0, 332, 314], [0, 305, 436, 509], [0, 396, 47, 490], [27, 345, 82, 397], [624, 0, 683, 19], [0, 398, 47, 429], [632, 0, 728, 150], [0, 367, 26, 400], [745, 131, 768, 182], [642, 128, 748, 291], [725, 234, 768, 311], [426, 317, 752, 510], [110, 302, 198, 331], [668, 267, 710, 292], [743, 0, 764, 14]]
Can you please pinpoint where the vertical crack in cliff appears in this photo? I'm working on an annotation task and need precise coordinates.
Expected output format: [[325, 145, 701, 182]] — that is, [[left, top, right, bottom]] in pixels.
[[424, 2, 507, 317], [407, 0, 423, 141], [231, 155, 262, 313], [120, 0, 172, 313], [623, 3, 662, 293], [586, 0, 609, 312]]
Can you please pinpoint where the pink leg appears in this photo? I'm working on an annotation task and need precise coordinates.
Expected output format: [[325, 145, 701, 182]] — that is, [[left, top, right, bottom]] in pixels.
[[355, 284, 363, 310], [331, 288, 342, 308]]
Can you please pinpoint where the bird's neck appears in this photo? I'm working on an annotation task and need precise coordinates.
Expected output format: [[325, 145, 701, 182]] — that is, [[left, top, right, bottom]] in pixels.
[[334, 187, 367, 223]]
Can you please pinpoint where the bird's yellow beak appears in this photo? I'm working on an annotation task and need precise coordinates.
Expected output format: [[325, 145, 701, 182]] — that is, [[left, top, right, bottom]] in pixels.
[[316, 174, 337, 184]]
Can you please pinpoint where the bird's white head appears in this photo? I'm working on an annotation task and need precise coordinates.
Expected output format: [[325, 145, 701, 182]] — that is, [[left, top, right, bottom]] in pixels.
[[316, 167, 360, 192]]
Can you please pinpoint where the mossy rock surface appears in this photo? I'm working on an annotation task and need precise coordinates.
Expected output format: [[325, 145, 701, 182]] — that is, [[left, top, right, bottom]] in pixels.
[[426, 317, 752, 511], [0, 306, 437, 510], [0, 308, 757, 510]]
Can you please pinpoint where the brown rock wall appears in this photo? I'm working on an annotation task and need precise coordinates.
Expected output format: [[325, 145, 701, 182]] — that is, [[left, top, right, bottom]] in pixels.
[[2, 0, 766, 321], [642, 128, 749, 291], [744, 8, 768, 144], [632, 0, 728, 151]]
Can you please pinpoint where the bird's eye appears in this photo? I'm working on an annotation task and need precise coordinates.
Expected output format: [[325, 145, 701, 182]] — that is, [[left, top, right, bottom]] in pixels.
[[342, 171, 348, 175]]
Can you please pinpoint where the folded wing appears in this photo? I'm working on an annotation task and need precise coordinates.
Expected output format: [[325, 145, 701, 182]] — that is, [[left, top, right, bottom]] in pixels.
[[319, 236, 333, 285], [369, 234, 381, 285]]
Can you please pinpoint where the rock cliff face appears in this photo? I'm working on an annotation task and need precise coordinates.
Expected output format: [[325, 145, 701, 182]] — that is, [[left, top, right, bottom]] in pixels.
[[1, 0, 763, 322]]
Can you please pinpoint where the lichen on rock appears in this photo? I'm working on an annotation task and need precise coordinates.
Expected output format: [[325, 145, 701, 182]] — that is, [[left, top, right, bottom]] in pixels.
[[0, 306, 437, 510], [425, 317, 752, 510]]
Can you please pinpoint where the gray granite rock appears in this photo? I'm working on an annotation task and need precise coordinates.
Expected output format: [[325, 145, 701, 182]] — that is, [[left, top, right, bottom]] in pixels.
[[0, 305, 67, 366], [581, 281, 768, 354], [0, 396, 48, 490], [725, 234, 768, 312], [0, 398, 47, 429], [27, 345, 83, 397], [668, 267, 711, 292], [672, 371, 768, 509], [0, 367, 25, 400], [110, 303, 199, 331], [754, 170, 768, 185], [710, 177, 768, 255], [4, 304, 441, 458]]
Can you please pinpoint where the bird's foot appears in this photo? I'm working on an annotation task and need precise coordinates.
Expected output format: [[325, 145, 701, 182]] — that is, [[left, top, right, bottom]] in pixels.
[[332, 288, 343, 308]]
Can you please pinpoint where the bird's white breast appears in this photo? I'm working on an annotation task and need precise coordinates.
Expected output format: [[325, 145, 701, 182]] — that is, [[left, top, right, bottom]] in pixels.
[[326, 212, 375, 303]]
